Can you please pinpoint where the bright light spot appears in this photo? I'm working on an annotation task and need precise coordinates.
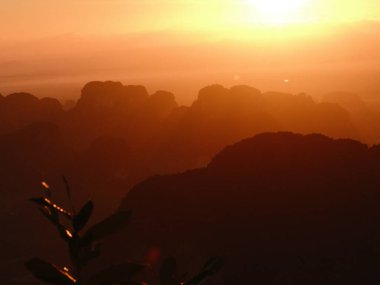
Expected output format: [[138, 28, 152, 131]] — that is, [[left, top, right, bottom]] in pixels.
[[65, 230, 73, 238], [41, 181, 50, 189], [284, 79, 289, 83], [247, 0, 311, 25]]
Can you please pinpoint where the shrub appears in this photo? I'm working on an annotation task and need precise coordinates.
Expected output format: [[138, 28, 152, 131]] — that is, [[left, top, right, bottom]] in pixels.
[[26, 178, 223, 285]]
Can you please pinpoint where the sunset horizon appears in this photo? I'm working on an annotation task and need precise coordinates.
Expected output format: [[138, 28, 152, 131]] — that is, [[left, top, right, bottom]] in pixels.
[[1, 1, 380, 285]]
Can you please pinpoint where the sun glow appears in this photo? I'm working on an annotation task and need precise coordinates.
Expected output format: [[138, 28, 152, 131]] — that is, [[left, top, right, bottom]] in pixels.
[[248, 0, 311, 25]]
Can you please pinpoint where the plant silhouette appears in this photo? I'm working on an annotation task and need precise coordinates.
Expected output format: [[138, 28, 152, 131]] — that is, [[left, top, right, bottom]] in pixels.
[[26, 178, 223, 285]]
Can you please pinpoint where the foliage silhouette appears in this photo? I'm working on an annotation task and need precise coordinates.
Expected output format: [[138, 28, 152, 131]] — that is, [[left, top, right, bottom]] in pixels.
[[26, 178, 223, 285]]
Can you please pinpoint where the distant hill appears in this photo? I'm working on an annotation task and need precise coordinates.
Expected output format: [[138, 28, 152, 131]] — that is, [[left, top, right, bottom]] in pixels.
[[0, 81, 363, 174], [153, 85, 357, 173], [0, 81, 379, 284], [0, 92, 63, 134], [63, 81, 359, 173], [120, 132, 380, 285], [323, 91, 380, 143]]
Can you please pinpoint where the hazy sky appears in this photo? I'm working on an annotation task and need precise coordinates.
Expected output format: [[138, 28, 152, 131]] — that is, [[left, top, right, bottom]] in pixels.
[[2, 0, 380, 40], [2, 0, 380, 104]]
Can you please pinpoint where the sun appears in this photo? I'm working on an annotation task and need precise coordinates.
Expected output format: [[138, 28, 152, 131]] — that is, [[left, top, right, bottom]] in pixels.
[[248, 0, 311, 25]]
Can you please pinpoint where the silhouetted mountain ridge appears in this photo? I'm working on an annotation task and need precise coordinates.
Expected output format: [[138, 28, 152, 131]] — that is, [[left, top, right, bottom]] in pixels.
[[209, 132, 369, 175], [120, 132, 380, 285], [0, 81, 379, 284], [323, 91, 380, 143], [0, 80, 357, 174], [0, 92, 63, 133]]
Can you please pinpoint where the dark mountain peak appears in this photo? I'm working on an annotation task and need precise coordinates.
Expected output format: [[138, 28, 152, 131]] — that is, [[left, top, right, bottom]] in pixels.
[[39, 97, 64, 113], [148, 90, 177, 108], [150, 90, 175, 101], [227, 85, 263, 112], [4, 92, 39, 105], [191, 84, 229, 116], [370, 143, 380, 158], [0, 93, 63, 134], [229, 85, 261, 99], [78, 81, 124, 109], [197, 84, 229, 104], [82, 80, 123, 95], [77, 81, 149, 112], [40, 96, 61, 106], [121, 132, 380, 284], [122, 85, 149, 103], [208, 132, 368, 176]]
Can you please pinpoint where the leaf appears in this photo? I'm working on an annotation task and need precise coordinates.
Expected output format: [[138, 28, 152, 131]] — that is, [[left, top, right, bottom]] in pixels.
[[30, 197, 72, 219], [69, 238, 101, 269], [37, 205, 73, 243], [201, 257, 224, 274], [184, 257, 224, 285], [25, 258, 77, 284], [58, 225, 74, 242], [160, 258, 179, 285], [82, 211, 131, 243], [73, 200, 93, 232], [77, 243, 102, 267], [62, 176, 76, 214], [39, 206, 59, 225], [85, 262, 145, 285]]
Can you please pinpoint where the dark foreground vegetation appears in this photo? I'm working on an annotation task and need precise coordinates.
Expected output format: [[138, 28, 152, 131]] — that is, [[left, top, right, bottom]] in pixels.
[[26, 181, 223, 285]]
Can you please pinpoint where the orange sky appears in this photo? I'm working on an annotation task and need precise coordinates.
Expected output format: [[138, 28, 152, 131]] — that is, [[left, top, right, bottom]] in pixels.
[[1, 1, 380, 104], [1, 0, 380, 40]]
